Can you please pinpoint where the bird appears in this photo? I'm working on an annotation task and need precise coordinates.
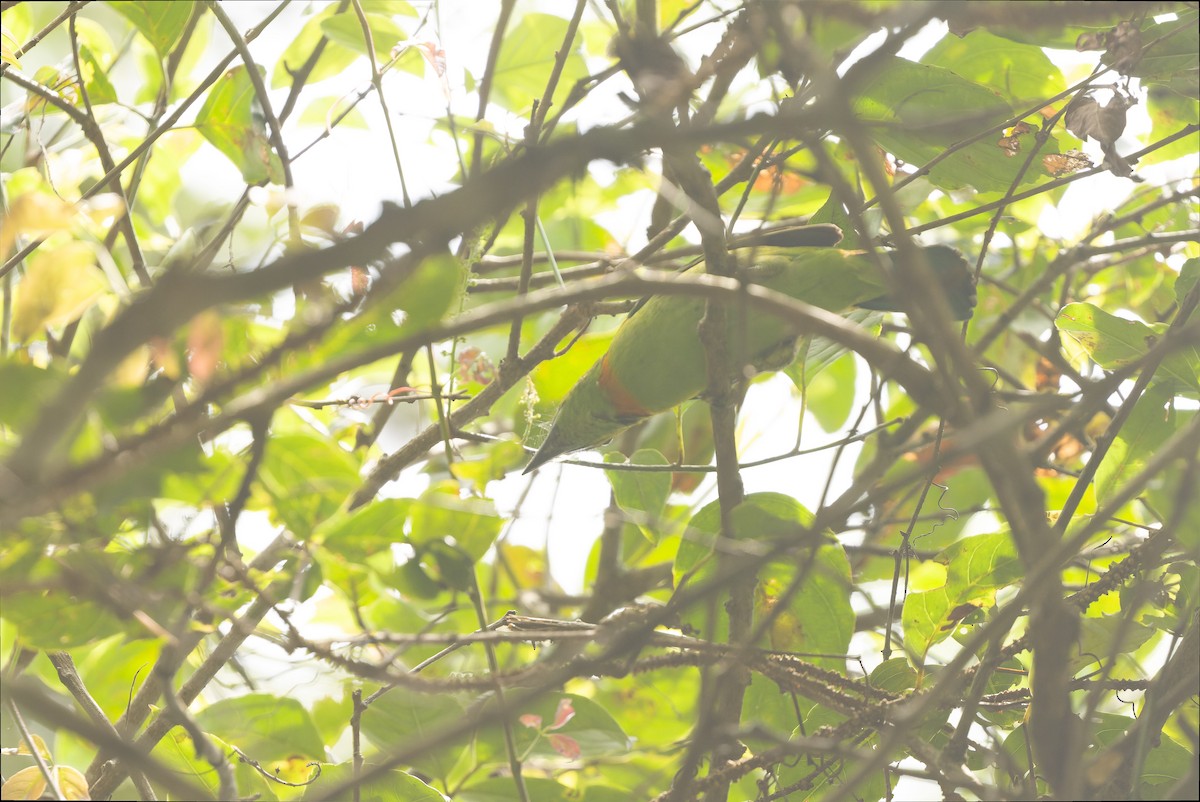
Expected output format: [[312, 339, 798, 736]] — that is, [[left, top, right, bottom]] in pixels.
[[522, 228, 975, 474]]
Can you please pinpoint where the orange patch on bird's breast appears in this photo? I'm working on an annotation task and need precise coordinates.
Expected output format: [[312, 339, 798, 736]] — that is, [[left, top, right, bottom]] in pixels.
[[598, 353, 653, 418]]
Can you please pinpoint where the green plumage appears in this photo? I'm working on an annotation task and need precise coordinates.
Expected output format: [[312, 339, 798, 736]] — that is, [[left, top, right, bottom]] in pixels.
[[523, 243, 974, 473]]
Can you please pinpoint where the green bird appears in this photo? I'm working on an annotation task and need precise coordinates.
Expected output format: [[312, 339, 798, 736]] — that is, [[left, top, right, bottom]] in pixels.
[[523, 229, 975, 473]]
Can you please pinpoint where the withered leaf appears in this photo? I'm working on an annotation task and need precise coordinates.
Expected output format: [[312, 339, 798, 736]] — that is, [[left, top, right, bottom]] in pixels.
[[1064, 91, 1134, 146], [1042, 150, 1094, 177], [1075, 20, 1143, 75]]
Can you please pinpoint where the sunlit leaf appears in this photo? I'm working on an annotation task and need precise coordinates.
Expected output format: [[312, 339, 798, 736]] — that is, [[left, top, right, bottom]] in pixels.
[[304, 763, 448, 801], [111, 0, 190, 58], [869, 657, 919, 693], [1095, 387, 1175, 504], [922, 29, 1065, 104], [195, 65, 284, 184], [852, 56, 1047, 191], [1057, 302, 1200, 392], [257, 433, 361, 537], [320, 12, 408, 66], [489, 12, 587, 115], [12, 241, 108, 342], [272, 4, 358, 89], [78, 44, 117, 104], [360, 691, 466, 782], [195, 693, 325, 761], [408, 481, 502, 560], [604, 448, 670, 522]]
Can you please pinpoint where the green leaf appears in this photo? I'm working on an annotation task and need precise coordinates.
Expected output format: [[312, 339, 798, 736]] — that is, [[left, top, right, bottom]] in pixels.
[[159, 445, 243, 506], [1142, 87, 1199, 165], [940, 532, 1023, 605], [1095, 387, 1174, 505], [1040, 471, 1096, 516], [272, 4, 359, 89], [195, 65, 284, 185], [408, 481, 503, 560], [257, 433, 361, 537], [677, 494, 855, 667], [801, 349, 857, 433], [869, 657, 919, 693], [320, 12, 408, 65], [742, 673, 806, 737], [852, 56, 1042, 192], [12, 241, 108, 342], [317, 498, 411, 563], [0, 583, 125, 649], [303, 762, 448, 802], [78, 44, 118, 104], [1149, 449, 1200, 549], [317, 253, 464, 362], [902, 585, 952, 663], [604, 448, 671, 522], [458, 777, 572, 802], [450, 437, 528, 490], [311, 692, 352, 748], [1176, 258, 1199, 306], [903, 532, 1022, 661], [489, 12, 587, 115], [676, 493, 822, 642], [478, 693, 630, 764], [361, 691, 466, 782], [196, 693, 325, 761], [111, 0, 190, 58], [153, 730, 240, 799], [922, 29, 1065, 104], [359, 0, 418, 14], [1073, 616, 1155, 674], [1140, 731, 1195, 797], [808, 192, 861, 248], [783, 306, 880, 420], [1120, 11, 1200, 99], [1057, 302, 1200, 393], [394, 253, 465, 333], [0, 361, 67, 430]]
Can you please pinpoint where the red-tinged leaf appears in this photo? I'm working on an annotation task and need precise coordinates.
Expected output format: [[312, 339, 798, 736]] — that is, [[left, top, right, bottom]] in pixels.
[[549, 698, 575, 730], [0, 766, 47, 801], [186, 310, 224, 385], [519, 714, 542, 729], [548, 733, 582, 760]]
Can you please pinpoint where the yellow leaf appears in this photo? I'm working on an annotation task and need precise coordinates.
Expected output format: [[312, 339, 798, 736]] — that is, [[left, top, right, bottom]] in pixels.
[[1, 31, 20, 69], [1, 766, 46, 800], [15, 733, 50, 759], [0, 191, 75, 259], [0, 765, 92, 801], [12, 241, 109, 342], [56, 766, 91, 800]]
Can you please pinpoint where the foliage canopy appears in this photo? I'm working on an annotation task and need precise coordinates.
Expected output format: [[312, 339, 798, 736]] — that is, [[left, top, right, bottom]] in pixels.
[[0, 1, 1197, 800]]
